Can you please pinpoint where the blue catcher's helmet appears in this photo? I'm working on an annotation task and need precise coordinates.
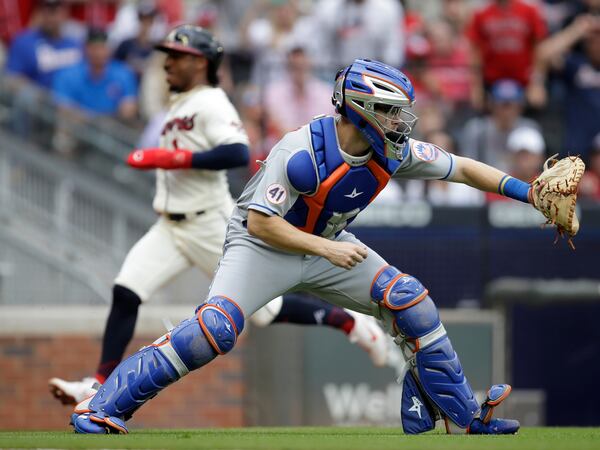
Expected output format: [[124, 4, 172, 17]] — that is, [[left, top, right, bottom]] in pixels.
[[332, 59, 417, 160]]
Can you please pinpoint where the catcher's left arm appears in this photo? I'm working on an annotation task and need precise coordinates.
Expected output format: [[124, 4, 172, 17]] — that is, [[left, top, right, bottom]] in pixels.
[[451, 154, 585, 248]]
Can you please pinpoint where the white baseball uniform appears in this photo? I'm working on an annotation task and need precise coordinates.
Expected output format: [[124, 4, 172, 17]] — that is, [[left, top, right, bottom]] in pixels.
[[115, 85, 247, 301]]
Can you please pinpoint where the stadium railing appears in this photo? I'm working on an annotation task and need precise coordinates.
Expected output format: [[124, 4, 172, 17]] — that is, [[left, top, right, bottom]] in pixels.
[[0, 78, 154, 199], [0, 129, 155, 305]]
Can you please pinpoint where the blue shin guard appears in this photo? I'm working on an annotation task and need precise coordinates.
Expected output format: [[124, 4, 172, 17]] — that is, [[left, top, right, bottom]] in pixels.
[[372, 267, 479, 433], [71, 296, 244, 434]]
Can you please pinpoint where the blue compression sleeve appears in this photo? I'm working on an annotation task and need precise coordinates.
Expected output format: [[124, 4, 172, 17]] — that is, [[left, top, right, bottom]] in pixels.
[[498, 175, 531, 203], [190, 143, 249, 170]]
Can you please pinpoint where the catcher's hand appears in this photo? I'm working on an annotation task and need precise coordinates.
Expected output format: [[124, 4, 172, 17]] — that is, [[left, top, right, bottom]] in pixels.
[[528, 154, 585, 248]]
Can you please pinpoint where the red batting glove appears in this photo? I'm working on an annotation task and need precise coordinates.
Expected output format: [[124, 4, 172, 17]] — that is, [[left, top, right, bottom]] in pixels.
[[126, 148, 193, 170]]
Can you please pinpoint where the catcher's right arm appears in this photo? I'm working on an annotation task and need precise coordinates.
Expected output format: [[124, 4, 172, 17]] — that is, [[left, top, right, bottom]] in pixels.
[[528, 155, 585, 248]]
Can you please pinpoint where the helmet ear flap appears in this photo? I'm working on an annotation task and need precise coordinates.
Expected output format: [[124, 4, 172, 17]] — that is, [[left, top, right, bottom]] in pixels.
[[332, 66, 349, 117]]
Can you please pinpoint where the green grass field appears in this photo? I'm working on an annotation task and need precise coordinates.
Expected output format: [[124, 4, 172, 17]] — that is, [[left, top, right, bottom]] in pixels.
[[1, 427, 600, 450]]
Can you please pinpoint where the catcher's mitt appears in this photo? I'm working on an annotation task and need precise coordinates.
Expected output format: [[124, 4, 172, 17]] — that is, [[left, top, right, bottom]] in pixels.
[[528, 154, 585, 249]]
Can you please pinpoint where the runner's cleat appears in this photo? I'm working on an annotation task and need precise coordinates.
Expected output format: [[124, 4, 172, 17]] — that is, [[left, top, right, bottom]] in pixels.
[[49, 377, 99, 405], [347, 310, 388, 367]]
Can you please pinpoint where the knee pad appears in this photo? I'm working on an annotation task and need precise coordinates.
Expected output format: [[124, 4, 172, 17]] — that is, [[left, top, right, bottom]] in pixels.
[[371, 266, 479, 430], [196, 296, 245, 354], [371, 266, 442, 346]]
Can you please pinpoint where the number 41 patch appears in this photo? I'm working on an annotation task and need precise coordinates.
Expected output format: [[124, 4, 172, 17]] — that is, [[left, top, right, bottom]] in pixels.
[[266, 183, 287, 205]]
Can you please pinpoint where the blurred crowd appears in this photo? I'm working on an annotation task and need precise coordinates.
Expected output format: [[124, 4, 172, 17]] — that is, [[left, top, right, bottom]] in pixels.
[[2, 0, 600, 203]]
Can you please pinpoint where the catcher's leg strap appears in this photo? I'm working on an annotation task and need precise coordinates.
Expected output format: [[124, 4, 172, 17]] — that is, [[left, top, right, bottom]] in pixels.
[[72, 296, 244, 433], [371, 266, 479, 431]]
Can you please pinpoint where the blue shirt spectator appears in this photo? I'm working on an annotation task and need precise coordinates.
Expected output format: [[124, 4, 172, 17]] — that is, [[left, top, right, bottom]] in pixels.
[[53, 28, 138, 119], [5, 0, 82, 89], [53, 60, 137, 116], [6, 29, 82, 89]]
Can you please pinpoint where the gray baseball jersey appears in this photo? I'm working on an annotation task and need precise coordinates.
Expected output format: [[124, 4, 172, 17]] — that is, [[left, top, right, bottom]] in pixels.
[[208, 117, 456, 317]]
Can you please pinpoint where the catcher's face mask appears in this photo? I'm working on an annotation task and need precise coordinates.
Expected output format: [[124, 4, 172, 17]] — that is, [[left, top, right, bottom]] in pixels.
[[332, 59, 418, 160]]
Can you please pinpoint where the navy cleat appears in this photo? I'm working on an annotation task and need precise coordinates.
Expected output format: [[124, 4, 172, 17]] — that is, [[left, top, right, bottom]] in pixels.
[[468, 417, 520, 435], [71, 412, 128, 434], [467, 384, 519, 435]]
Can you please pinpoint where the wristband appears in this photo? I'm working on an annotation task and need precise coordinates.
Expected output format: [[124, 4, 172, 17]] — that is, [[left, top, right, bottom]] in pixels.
[[498, 175, 530, 203]]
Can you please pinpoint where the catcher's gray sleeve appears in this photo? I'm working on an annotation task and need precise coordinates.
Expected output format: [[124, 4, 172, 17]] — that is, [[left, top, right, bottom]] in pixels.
[[394, 139, 456, 180], [248, 148, 299, 217]]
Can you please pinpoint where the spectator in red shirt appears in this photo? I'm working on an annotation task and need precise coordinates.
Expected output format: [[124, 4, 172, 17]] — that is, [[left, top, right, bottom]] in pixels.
[[0, 0, 35, 44], [420, 19, 472, 110], [467, 0, 547, 109]]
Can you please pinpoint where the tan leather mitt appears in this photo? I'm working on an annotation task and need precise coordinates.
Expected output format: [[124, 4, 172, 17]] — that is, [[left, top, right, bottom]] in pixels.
[[528, 155, 585, 248]]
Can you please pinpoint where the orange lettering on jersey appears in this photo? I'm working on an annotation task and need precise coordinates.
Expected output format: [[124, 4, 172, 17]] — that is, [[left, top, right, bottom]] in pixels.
[[299, 163, 350, 234]]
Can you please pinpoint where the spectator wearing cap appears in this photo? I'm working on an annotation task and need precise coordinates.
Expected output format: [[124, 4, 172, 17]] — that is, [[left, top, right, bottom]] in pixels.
[[579, 133, 600, 201], [5, 0, 82, 89], [466, 0, 547, 110], [459, 79, 540, 172], [52, 28, 137, 119], [113, 2, 158, 82], [533, 13, 600, 162], [506, 127, 546, 182]]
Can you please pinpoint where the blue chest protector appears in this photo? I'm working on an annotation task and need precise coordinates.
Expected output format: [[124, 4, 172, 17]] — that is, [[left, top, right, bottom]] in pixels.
[[284, 116, 401, 237]]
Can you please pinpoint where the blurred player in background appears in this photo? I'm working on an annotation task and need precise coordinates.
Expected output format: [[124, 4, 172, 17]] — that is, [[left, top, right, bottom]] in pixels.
[[49, 25, 388, 406], [70, 58, 546, 435]]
